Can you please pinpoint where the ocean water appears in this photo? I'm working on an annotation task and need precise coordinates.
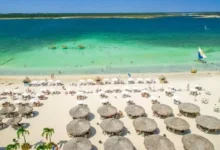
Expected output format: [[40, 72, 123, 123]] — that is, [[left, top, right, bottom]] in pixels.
[[0, 17, 220, 75]]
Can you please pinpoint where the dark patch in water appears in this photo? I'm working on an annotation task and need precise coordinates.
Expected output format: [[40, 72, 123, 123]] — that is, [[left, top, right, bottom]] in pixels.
[[0, 58, 14, 66]]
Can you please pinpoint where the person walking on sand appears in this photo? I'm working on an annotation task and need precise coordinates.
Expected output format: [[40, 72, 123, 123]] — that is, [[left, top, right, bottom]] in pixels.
[[187, 83, 190, 91]]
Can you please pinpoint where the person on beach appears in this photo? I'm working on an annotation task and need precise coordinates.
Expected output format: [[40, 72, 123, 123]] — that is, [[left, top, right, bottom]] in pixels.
[[187, 84, 190, 91]]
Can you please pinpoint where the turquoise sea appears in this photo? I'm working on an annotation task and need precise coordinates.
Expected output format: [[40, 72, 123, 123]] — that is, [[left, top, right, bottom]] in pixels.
[[0, 17, 220, 75]]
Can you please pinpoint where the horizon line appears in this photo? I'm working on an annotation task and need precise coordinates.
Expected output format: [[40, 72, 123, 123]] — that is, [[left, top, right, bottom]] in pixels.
[[1, 11, 220, 14]]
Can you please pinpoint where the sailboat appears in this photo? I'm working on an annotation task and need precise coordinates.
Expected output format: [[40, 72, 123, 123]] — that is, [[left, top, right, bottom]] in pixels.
[[196, 47, 207, 63]]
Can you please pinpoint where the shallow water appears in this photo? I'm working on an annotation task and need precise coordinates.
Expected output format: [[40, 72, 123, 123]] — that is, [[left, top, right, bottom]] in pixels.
[[0, 17, 220, 75]]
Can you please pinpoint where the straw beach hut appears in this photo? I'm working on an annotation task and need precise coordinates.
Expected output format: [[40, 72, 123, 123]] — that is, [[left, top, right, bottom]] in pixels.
[[63, 138, 92, 150], [104, 136, 135, 150], [66, 119, 91, 138], [95, 76, 102, 84], [0, 105, 15, 117], [133, 117, 157, 136], [144, 135, 175, 150], [23, 77, 31, 83], [7, 117, 22, 126], [159, 75, 168, 84], [100, 118, 124, 136], [125, 104, 145, 118], [182, 134, 214, 150], [152, 104, 173, 118], [97, 105, 117, 119], [196, 115, 220, 133], [179, 103, 200, 117], [69, 105, 90, 120], [18, 105, 33, 118], [164, 117, 190, 134]]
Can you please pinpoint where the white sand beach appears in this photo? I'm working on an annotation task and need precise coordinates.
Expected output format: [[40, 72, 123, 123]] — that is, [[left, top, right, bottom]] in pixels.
[[0, 72, 220, 150]]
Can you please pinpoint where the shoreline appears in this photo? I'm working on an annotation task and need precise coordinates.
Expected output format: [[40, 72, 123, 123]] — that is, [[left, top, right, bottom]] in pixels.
[[0, 71, 219, 82]]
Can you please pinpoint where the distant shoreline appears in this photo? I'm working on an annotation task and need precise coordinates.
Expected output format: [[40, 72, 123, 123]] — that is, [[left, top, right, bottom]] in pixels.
[[0, 15, 173, 20], [0, 15, 220, 20], [0, 13, 220, 20]]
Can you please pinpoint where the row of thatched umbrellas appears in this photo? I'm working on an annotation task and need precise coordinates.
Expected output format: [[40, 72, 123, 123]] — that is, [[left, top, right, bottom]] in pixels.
[[67, 103, 220, 135], [67, 102, 201, 120], [63, 133, 215, 150], [63, 103, 219, 150], [0, 104, 34, 129], [0, 104, 33, 117]]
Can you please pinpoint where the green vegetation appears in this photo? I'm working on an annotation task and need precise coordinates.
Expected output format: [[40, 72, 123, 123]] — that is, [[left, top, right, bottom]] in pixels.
[[42, 128, 54, 143], [6, 142, 20, 150], [36, 143, 49, 150], [17, 127, 31, 150], [41, 128, 56, 149]]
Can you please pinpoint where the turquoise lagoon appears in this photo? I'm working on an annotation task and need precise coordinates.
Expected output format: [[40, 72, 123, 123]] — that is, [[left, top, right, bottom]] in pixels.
[[0, 17, 220, 75]]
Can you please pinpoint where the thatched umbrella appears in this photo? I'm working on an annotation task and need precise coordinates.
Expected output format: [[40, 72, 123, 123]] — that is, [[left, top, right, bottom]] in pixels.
[[97, 105, 117, 117], [144, 135, 175, 150], [0, 105, 15, 115], [100, 118, 124, 133], [164, 117, 190, 131], [182, 134, 214, 150], [196, 115, 220, 130], [152, 104, 173, 118], [18, 105, 33, 115], [63, 137, 92, 150], [69, 105, 90, 119], [179, 103, 200, 116], [7, 117, 22, 125], [66, 119, 91, 136], [95, 76, 102, 84], [133, 117, 157, 133], [159, 75, 166, 80], [23, 77, 31, 83], [125, 104, 145, 117], [104, 136, 134, 150]]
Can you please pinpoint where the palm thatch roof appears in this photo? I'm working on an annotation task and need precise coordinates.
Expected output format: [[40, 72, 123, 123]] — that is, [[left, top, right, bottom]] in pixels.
[[159, 75, 166, 80], [125, 104, 145, 117], [104, 136, 134, 150], [7, 117, 22, 125], [69, 105, 90, 118], [133, 117, 157, 132], [18, 105, 33, 115], [63, 137, 92, 150], [152, 104, 173, 116], [97, 105, 117, 117], [179, 103, 200, 114], [182, 134, 214, 150], [66, 119, 91, 136], [100, 118, 124, 133], [0, 105, 15, 115], [196, 115, 220, 130], [144, 135, 175, 150], [164, 117, 190, 131], [23, 77, 31, 83], [95, 76, 102, 83]]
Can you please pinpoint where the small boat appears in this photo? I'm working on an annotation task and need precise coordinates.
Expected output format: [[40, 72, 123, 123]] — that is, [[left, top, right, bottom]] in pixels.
[[195, 47, 207, 63]]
